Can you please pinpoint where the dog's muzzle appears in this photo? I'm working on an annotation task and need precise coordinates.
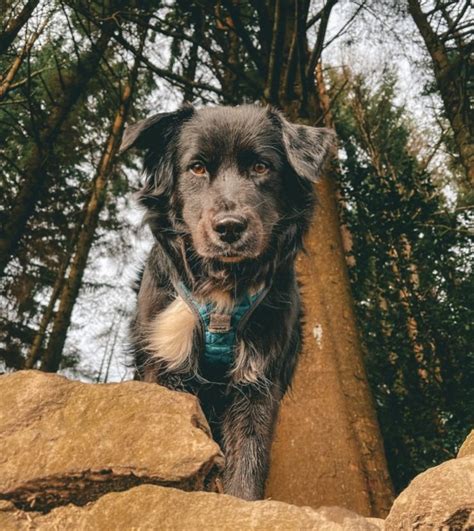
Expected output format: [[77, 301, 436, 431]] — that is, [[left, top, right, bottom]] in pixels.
[[193, 208, 265, 262]]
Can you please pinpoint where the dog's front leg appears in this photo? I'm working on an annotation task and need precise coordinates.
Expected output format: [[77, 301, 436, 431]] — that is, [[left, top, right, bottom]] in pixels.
[[221, 384, 279, 500]]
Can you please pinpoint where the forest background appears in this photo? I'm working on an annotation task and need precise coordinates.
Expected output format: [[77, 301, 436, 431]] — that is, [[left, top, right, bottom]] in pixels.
[[0, 0, 472, 512]]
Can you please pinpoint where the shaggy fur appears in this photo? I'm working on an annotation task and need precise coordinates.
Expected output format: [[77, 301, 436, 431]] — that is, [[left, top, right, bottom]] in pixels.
[[122, 104, 334, 500]]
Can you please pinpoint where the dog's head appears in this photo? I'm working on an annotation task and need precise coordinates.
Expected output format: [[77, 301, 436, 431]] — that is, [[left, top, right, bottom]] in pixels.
[[121, 105, 334, 267]]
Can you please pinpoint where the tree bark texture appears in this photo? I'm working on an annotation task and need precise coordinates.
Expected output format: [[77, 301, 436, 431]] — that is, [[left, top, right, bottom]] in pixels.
[[408, 0, 473, 184], [0, 22, 116, 277], [266, 171, 394, 517]]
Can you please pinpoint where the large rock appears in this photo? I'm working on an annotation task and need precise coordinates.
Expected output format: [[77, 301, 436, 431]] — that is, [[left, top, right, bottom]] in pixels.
[[458, 429, 474, 458], [0, 484, 384, 530], [0, 371, 223, 511], [385, 456, 474, 530]]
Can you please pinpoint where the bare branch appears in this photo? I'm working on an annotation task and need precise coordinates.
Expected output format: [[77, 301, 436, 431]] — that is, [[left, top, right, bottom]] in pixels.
[[112, 31, 224, 97], [129, 16, 261, 93], [306, 0, 338, 81], [323, 1, 367, 50], [0, 0, 40, 54], [0, 15, 49, 101]]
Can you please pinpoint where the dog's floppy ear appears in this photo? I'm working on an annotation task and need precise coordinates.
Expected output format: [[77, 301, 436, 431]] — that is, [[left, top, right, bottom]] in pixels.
[[119, 106, 194, 154], [120, 107, 194, 209], [271, 110, 336, 181]]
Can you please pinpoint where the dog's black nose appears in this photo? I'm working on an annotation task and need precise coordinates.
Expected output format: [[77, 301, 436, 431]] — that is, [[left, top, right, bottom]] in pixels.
[[213, 215, 248, 243]]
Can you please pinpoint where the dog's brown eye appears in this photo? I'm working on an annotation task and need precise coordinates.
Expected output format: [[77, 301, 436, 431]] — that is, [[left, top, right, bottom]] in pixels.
[[253, 162, 269, 174], [190, 163, 207, 176]]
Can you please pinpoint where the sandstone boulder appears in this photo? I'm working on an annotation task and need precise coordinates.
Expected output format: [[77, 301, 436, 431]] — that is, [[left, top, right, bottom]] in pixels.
[[0, 371, 223, 511], [458, 429, 474, 458], [385, 456, 474, 530], [0, 484, 384, 530]]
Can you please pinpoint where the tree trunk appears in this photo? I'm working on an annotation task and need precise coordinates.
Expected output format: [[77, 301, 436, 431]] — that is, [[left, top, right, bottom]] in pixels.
[[407, 0, 473, 184], [0, 22, 116, 277], [40, 41, 142, 372], [315, 62, 356, 268], [0, 17, 48, 101], [265, 61, 394, 516], [0, 0, 39, 54], [266, 170, 394, 516], [0, 45, 29, 101], [24, 231, 79, 368]]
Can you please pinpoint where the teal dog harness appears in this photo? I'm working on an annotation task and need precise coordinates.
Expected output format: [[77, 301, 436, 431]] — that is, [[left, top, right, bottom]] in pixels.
[[176, 282, 269, 373]]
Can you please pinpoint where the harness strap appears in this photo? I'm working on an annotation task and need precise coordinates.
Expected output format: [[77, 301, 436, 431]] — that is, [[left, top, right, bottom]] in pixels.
[[176, 281, 269, 368]]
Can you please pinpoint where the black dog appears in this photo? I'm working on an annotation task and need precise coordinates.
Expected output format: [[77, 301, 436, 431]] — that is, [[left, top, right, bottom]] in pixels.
[[121, 105, 334, 500]]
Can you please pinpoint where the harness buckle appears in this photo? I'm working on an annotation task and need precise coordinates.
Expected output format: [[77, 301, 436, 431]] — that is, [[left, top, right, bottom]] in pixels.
[[208, 312, 232, 333]]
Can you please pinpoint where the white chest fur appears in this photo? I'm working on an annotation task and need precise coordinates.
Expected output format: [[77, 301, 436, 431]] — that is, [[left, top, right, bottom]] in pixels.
[[146, 297, 197, 372]]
